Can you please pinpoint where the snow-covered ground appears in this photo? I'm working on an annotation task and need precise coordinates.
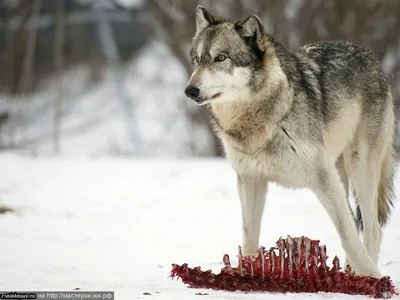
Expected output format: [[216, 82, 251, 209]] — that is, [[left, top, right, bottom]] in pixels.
[[0, 153, 399, 299]]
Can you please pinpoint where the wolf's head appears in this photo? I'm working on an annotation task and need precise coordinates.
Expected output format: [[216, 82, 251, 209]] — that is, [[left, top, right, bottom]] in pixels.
[[184, 6, 281, 106]]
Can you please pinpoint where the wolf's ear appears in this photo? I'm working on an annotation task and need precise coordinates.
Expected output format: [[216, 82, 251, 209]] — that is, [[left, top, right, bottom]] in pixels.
[[235, 15, 266, 51], [196, 5, 216, 34]]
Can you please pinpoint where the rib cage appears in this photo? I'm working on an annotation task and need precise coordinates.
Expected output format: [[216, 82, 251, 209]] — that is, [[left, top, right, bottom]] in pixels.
[[171, 236, 398, 298]]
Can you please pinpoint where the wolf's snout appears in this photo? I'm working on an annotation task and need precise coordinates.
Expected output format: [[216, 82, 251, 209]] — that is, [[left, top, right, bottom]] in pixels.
[[185, 85, 200, 100]]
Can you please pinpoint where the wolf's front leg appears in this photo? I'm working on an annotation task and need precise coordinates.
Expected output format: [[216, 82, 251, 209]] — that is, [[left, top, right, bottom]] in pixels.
[[237, 174, 268, 256]]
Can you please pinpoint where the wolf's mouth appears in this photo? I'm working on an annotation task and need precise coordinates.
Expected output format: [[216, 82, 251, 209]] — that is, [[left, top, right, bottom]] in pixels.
[[193, 93, 221, 106], [211, 93, 221, 99]]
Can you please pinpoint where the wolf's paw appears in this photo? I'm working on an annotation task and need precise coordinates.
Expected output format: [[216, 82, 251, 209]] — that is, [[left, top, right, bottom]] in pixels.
[[354, 267, 382, 278]]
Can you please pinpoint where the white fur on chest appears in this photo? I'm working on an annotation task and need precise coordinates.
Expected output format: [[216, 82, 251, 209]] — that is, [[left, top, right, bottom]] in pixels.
[[223, 139, 315, 189]]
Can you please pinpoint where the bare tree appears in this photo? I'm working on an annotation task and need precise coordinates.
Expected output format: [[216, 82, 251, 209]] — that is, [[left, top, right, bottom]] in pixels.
[[2, 2, 14, 146], [53, 0, 66, 153], [18, 0, 42, 94]]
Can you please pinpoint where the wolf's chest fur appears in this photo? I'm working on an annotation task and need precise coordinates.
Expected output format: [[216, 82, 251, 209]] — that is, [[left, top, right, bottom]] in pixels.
[[209, 102, 312, 188], [210, 102, 269, 149]]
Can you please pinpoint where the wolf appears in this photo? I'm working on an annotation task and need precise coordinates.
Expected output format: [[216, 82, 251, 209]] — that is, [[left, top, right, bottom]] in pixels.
[[184, 5, 396, 278]]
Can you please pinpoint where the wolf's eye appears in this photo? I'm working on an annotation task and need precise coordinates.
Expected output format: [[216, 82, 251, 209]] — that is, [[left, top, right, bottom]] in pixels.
[[194, 56, 200, 63], [215, 55, 227, 62]]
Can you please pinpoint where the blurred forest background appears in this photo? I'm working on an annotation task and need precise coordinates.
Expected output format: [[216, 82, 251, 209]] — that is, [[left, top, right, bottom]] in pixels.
[[0, 0, 399, 157]]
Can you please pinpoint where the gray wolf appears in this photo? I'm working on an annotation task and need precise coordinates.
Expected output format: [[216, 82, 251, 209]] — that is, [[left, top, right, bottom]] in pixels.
[[184, 5, 396, 278]]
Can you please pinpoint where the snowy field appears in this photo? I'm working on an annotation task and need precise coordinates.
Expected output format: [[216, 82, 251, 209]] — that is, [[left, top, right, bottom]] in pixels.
[[0, 153, 399, 299]]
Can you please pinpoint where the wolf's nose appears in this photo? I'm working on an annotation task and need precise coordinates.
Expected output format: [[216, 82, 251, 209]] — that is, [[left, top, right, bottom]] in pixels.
[[185, 85, 200, 99]]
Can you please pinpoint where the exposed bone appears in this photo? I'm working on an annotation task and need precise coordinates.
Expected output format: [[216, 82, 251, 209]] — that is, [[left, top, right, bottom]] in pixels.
[[321, 245, 327, 271], [305, 237, 311, 275], [270, 249, 275, 274], [295, 237, 301, 275], [278, 238, 285, 279], [287, 236, 293, 275], [223, 254, 231, 268], [259, 246, 265, 280], [238, 246, 243, 275], [333, 256, 340, 271], [312, 243, 318, 274], [249, 255, 254, 277]]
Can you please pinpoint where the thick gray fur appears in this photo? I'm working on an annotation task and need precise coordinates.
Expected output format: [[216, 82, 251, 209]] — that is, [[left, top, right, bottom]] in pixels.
[[184, 5, 396, 278]]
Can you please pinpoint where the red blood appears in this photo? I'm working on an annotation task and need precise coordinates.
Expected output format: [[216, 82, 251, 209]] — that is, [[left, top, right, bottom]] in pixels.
[[170, 236, 398, 298]]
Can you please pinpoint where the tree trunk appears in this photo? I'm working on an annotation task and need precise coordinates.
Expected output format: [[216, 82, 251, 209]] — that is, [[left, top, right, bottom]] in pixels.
[[53, 0, 65, 153], [17, 0, 42, 94], [2, 4, 14, 147]]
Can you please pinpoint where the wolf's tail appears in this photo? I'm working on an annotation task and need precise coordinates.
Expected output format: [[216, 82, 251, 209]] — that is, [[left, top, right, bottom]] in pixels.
[[355, 149, 396, 232]]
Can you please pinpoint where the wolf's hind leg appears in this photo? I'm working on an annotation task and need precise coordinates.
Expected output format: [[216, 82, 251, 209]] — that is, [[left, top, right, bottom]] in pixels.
[[344, 142, 394, 266], [312, 162, 381, 278], [336, 155, 358, 270]]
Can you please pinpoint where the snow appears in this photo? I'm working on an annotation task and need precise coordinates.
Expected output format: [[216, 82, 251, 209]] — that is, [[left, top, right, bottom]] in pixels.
[[0, 153, 399, 299]]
